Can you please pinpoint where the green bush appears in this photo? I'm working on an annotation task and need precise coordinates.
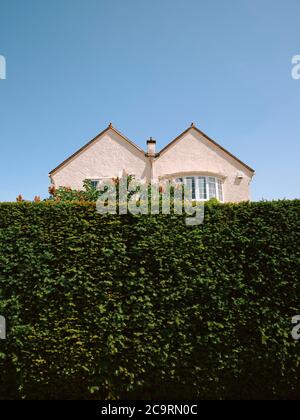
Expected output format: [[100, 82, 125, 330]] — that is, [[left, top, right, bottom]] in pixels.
[[0, 200, 299, 400]]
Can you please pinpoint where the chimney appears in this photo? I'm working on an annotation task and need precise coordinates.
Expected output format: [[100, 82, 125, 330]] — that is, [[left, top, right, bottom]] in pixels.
[[147, 137, 156, 157]]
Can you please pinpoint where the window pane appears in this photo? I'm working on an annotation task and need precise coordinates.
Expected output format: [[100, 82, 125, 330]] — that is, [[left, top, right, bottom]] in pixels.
[[175, 178, 183, 183], [186, 177, 196, 200], [198, 177, 207, 200], [91, 180, 99, 188], [217, 179, 223, 201], [208, 177, 217, 199]]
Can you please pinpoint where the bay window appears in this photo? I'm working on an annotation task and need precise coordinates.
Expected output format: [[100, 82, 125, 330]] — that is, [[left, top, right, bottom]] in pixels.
[[175, 176, 224, 201]]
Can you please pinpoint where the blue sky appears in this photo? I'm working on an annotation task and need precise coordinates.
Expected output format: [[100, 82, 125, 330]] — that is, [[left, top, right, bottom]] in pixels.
[[0, 0, 299, 201]]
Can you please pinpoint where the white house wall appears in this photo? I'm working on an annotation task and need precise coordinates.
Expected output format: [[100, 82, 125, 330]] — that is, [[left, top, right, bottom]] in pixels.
[[152, 128, 253, 202], [51, 129, 151, 189]]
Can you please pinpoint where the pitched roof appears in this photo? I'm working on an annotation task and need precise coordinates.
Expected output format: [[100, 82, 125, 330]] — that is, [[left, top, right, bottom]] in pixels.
[[158, 123, 255, 173], [49, 123, 145, 176], [49, 122, 255, 176]]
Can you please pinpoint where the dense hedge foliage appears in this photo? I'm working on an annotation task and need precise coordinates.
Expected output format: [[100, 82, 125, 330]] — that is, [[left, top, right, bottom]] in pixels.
[[0, 200, 299, 400]]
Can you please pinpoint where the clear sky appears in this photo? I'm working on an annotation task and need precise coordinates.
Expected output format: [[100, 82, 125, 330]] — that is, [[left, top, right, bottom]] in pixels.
[[0, 0, 299, 202]]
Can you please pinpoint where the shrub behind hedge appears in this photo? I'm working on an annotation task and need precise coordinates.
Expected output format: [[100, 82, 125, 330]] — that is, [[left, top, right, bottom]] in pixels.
[[0, 200, 299, 399]]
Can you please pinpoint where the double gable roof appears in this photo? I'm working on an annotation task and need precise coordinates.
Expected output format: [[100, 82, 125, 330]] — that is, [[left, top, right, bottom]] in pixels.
[[49, 122, 255, 176]]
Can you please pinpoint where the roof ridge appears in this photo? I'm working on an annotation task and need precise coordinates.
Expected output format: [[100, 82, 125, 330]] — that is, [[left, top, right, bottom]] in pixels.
[[49, 122, 255, 177]]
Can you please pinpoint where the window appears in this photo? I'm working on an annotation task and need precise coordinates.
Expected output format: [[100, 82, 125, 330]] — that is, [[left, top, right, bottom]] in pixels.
[[208, 177, 217, 199], [186, 177, 196, 200], [90, 180, 99, 188], [175, 176, 224, 201], [198, 177, 207, 200], [217, 179, 223, 201]]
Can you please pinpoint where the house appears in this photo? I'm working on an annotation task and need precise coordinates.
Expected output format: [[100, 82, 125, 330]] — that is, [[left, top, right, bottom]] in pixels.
[[49, 123, 255, 202]]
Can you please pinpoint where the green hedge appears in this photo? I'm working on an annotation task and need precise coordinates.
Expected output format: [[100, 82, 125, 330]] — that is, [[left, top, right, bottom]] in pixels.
[[0, 200, 299, 400]]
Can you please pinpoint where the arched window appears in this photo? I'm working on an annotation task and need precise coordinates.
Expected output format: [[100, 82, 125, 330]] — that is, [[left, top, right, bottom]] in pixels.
[[175, 176, 224, 202]]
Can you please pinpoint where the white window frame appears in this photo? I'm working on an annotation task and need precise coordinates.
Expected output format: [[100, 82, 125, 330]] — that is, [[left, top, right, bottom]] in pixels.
[[175, 176, 224, 202]]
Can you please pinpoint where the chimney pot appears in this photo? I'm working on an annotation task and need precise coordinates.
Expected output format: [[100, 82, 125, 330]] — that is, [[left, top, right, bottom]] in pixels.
[[147, 137, 156, 156]]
